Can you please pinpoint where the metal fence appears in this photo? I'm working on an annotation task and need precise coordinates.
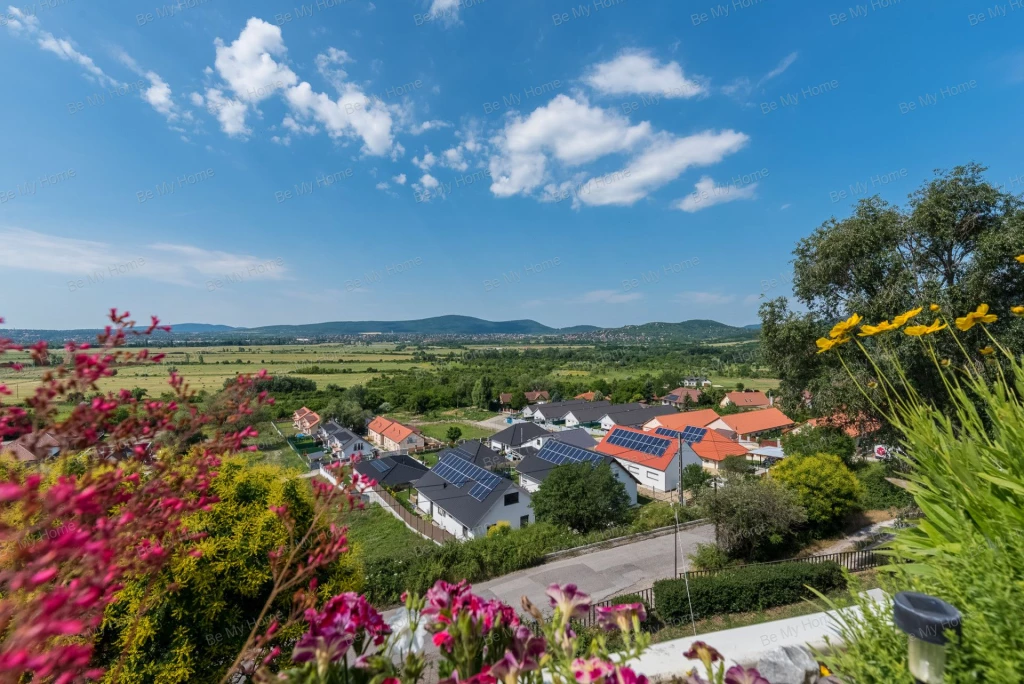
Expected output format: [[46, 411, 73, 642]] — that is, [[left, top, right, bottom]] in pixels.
[[680, 549, 884, 579], [572, 586, 658, 629], [370, 485, 456, 545]]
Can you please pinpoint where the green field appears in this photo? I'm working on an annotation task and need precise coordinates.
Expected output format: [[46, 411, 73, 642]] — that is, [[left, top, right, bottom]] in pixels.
[[0, 342, 430, 401], [417, 421, 498, 442], [340, 503, 433, 563]]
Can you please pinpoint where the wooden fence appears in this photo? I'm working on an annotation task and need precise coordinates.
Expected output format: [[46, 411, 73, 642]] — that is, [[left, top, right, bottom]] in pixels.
[[680, 549, 884, 579], [370, 485, 456, 545]]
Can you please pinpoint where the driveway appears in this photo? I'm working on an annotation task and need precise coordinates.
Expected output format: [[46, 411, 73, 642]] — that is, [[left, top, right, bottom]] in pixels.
[[472, 524, 715, 612]]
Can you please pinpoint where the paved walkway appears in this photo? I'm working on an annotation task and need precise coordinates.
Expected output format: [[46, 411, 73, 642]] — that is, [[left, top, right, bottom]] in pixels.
[[471, 524, 715, 612]]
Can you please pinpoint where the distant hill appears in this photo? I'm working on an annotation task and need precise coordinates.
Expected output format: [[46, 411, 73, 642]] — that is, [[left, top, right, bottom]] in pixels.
[[169, 323, 238, 333], [245, 315, 598, 336], [601, 319, 758, 342]]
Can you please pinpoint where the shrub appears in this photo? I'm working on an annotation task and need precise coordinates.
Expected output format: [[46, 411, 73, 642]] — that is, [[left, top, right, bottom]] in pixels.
[[688, 542, 730, 571], [655, 561, 846, 622], [532, 463, 631, 533], [771, 452, 863, 535], [781, 426, 856, 464], [856, 462, 915, 510], [696, 478, 807, 561]]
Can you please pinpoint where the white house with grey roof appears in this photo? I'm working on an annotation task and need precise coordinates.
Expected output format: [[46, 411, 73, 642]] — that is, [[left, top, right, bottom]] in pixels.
[[317, 420, 373, 461], [414, 448, 533, 540], [514, 440, 638, 504]]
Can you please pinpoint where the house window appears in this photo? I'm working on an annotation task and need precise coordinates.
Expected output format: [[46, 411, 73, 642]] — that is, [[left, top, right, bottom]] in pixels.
[[520, 515, 529, 527], [646, 471, 658, 480], [504, 492, 519, 506], [462, 525, 468, 536]]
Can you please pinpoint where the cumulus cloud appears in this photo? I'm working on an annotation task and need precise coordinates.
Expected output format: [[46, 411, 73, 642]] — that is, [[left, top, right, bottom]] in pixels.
[[585, 50, 706, 99], [488, 94, 651, 198], [425, 0, 461, 26], [673, 175, 758, 212], [392, 173, 407, 185], [4, 8, 121, 88]]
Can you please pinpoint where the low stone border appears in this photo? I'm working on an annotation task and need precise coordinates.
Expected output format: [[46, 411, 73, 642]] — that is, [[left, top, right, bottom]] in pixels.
[[541, 519, 708, 563]]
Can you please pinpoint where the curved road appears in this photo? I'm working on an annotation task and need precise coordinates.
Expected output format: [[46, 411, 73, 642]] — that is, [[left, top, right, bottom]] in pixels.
[[471, 524, 715, 612]]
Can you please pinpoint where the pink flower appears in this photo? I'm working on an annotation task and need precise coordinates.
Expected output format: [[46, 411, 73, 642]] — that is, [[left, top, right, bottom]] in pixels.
[[490, 626, 546, 682], [292, 592, 391, 663], [571, 657, 615, 684], [546, 583, 591, 621], [683, 641, 724, 668], [433, 630, 454, 650], [724, 666, 769, 684], [613, 666, 650, 684], [596, 603, 646, 632], [439, 666, 496, 684]]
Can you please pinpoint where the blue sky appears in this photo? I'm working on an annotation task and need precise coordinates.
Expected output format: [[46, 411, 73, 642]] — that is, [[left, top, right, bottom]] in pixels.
[[1, 0, 1021, 330]]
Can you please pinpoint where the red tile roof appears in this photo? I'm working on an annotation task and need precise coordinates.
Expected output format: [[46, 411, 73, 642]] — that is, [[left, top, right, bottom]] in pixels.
[[499, 393, 513, 404], [368, 416, 416, 443], [806, 414, 881, 438], [716, 408, 794, 435], [294, 407, 313, 420], [645, 409, 720, 431], [575, 391, 597, 401], [725, 391, 771, 408], [524, 391, 550, 402], [595, 425, 748, 471], [662, 387, 701, 404]]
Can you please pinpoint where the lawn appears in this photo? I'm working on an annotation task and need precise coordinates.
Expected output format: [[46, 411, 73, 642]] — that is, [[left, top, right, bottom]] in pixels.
[[417, 422, 498, 442], [709, 376, 780, 392], [244, 421, 308, 471], [339, 503, 433, 563]]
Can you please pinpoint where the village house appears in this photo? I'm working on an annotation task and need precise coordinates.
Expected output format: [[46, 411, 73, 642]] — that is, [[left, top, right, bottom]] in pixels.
[[707, 408, 796, 448], [522, 398, 588, 420], [414, 450, 533, 540], [596, 424, 749, 487], [575, 391, 598, 401], [366, 416, 426, 452], [598, 405, 677, 432], [0, 431, 61, 464], [659, 387, 702, 409], [353, 453, 429, 491], [523, 390, 551, 404], [317, 419, 373, 461], [643, 408, 721, 432], [293, 407, 321, 434], [719, 390, 772, 410], [530, 400, 610, 424], [682, 376, 712, 388], [515, 439, 638, 504]]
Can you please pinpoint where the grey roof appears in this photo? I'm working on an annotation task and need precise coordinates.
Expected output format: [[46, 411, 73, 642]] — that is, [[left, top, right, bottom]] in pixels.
[[319, 419, 363, 447], [490, 422, 550, 447], [533, 400, 611, 421], [354, 454, 429, 488], [565, 402, 644, 424], [415, 455, 527, 528], [515, 449, 636, 485], [443, 440, 506, 470], [604, 405, 677, 427], [548, 428, 598, 449]]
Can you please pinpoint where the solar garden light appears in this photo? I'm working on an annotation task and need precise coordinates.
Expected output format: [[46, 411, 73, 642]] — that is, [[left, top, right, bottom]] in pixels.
[[893, 591, 962, 684]]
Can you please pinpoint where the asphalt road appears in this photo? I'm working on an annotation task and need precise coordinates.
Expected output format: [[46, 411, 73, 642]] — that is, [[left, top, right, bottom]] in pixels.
[[470, 524, 715, 612]]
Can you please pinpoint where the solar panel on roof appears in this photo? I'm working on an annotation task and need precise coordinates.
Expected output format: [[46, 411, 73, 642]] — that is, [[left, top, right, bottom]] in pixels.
[[435, 452, 503, 501], [655, 426, 708, 445], [369, 459, 390, 472], [605, 428, 672, 456], [536, 440, 604, 467]]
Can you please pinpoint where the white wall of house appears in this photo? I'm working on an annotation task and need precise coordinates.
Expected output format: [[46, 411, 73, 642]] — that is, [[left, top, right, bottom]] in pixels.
[[613, 454, 679, 492], [335, 438, 372, 460], [519, 473, 541, 493], [610, 463, 639, 504], [415, 485, 534, 540], [599, 415, 620, 431]]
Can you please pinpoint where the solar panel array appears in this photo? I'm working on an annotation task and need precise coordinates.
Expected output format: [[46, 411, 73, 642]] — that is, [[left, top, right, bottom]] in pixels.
[[605, 429, 672, 456], [654, 426, 709, 444], [536, 440, 604, 467], [434, 452, 503, 501], [369, 459, 390, 473]]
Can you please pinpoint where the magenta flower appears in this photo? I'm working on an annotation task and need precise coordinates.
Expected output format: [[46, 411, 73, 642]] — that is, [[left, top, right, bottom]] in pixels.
[[571, 657, 615, 684], [439, 665, 497, 684], [724, 666, 769, 684], [683, 641, 723, 668], [490, 626, 546, 682], [596, 603, 646, 632], [613, 666, 650, 684], [546, 583, 591, 621], [293, 592, 391, 663]]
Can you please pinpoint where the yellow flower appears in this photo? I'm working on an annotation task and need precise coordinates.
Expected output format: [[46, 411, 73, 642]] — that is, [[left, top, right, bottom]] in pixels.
[[1012, 306, 1024, 317], [858, 320, 896, 337], [940, 359, 951, 367], [892, 307, 924, 328], [930, 303, 940, 312], [816, 337, 835, 354], [904, 319, 948, 337], [956, 303, 998, 331], [1016, 255, 1024, 263], [820, 665, 833, 677], [867, 380, 878, 389], [980, 346, 995, 356], [828, 313, 862, 339]]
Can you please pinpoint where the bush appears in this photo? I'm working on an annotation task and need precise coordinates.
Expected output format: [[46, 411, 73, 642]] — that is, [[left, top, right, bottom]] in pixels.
[[696, 478, 807, 561], [771, 453, 863, 536], [781, 426, 855, 464], [688, 542, 729, 571], [856, 462, 915, 510], [654, 561, 846, 622]]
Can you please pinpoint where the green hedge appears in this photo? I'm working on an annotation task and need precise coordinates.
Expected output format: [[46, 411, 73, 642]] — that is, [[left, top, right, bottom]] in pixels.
[[654, 561, 846, 622]]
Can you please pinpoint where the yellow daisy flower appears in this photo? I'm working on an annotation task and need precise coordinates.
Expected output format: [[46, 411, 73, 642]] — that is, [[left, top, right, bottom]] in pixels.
[[980, 346, 995, 356], [1012, 306, 1024, 317], [828, 313, 862, 339], [904, 319, 948, 337], [956, 303, 998, 331], [892, 307, 924, 328], [930, 303, 940, 312], [816, 337, 835, 354], [1016, 255, 1024, 263], [858, 320, 896, 337], [867, 380, 878, 389]]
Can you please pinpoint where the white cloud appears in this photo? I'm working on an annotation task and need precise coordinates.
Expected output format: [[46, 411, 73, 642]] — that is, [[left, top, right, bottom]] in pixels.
[[577, 290, 643, 304], [489, 94, 651, 198], [0, 228, 288, 287], [758, 52, 798, 86], [419, 173, 439, 189], [204, 88, 250, 137], [573, 130, 750, 207], [5, 8, 121, 88], [780, 203, 791, 210], [675, 291, 736, 305], [283, 81, 396, 155], [585, 50, 705, 99], [116, 51, 180, 122], [426, 0, 461, 26], [375, 181, 390, 190], [213, 18, 297, 103], [189, 92, 205, 107], [409, 119, 452, 135], [412, 149, 437, 171], [724, 52, 798, 99], [673, 175, 758, 212], [392, 173, 407, 185]]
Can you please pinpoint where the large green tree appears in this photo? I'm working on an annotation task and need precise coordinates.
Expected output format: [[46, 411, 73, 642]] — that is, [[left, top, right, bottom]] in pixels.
[[698, 478, 807, 561], [781, 426, 855, 464], [771, 453, 863, 535], [531, 463, 631, 533], [761, 163, 1024, 431]]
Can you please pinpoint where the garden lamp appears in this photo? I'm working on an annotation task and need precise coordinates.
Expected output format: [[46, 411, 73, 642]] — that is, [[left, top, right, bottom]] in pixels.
[[893, 591, 962, 684]]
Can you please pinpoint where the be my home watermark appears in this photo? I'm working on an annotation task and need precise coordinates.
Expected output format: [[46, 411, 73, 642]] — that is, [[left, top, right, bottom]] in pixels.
[[68, 258, 146, 293], [0, 0, 75, 28], [622, 257, 700, 293], [345, 257, 423, 292], [0, 168, 76, 205], [275, 0, 350, 25], [483, 257, 561, 292], [482, 79, 562, 115], [898, 80, 977, 115], [415, 169, 490, 203], [761, 79, 839, 114], [67, 79, 149, 115], [275, 169, 354, 204], [829, 167, 907, 203], [136, 0, 211, 26], [552, 0, 629, 26], [207, 258, 285, 292], [137, 168, 215, 203], [551, 171, 631, 205]]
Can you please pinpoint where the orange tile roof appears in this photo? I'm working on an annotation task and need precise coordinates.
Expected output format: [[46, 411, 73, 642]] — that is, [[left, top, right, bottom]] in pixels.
[[595, 425, 748, 471], [369, 416, 416, 443], [717, 408, 794, 435], [294, 407, 312, 419], [575, 391, 597, 401], [725, 391, 771, 408], [646, 409, 720, 431], [807, 414, 881, 438], [368, 416, 395, 435], [524, 391, 550, 402]]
